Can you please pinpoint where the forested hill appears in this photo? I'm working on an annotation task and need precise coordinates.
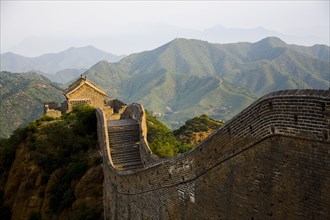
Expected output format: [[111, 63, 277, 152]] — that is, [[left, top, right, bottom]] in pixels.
[[0, 106, 219, 219], [1, 37, 329, 137], [0, 72, 64, 138], [83, 37, 329, 128]]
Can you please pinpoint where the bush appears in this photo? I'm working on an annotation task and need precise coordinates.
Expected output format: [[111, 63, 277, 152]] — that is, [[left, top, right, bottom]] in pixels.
[[71, 105, 96, 134], [0, 127, 28, 184], [1, 103, 101, 217], [146, 111, 181, 157], [28, 212, 42, 220], [31, 152, 59, 174], [0, 190, 11, 220], [49, 161, 87, 213], [36, 115, 55, 126], [71, 203, 101, 220]]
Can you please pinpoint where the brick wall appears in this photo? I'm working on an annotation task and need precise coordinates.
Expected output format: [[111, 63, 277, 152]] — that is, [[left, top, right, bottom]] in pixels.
[[98, 89, 330, 219], [67, 84, 107, 112]]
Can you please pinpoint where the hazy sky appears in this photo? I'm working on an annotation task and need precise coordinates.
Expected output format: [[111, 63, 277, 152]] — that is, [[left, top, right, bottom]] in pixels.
[[1, 1, 329, 56]]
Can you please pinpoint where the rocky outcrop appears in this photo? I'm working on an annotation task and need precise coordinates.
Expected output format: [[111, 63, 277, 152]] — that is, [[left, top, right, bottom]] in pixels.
[[2, 142, 103, 220]]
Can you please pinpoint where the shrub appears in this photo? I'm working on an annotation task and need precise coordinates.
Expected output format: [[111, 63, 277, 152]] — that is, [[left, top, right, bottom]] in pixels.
[[49, 161, 87, 213], [0, 127, 28, 184], [0, 190, 11, 220], [28, 211, 42, 220], [36, 115, 55, 126], [71, 105, 96, 134], [71, 203, 101, 220]]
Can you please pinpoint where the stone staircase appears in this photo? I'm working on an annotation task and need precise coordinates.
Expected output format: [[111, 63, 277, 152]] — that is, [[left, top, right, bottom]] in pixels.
[[108, 119, 144, 171]]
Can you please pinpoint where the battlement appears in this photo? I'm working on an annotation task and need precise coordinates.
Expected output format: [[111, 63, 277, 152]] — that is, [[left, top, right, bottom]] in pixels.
[[97, 89, 330, 219]]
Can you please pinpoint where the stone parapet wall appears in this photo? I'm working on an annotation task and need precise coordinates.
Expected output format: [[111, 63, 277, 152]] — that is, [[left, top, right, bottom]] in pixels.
[[44, 101, 64, 117], [99, 89, 330, 219], [104, 136, 329, 219], [96, 108, 113, 167], [120, 103, 148, 138], [44, 109, 62, 118]]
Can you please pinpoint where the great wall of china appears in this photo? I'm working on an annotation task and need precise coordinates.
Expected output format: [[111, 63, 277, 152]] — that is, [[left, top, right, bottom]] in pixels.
[[45, 77, 329, 219], [96, 89, 330, 220]]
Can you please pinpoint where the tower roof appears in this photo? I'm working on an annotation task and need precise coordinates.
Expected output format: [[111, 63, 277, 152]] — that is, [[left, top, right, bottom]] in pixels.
[[63, 75, 107, 97]]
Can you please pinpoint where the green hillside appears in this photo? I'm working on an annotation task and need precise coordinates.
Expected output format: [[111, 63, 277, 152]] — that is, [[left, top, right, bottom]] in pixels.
[[0, 103, 222, 219], [174, 114, 223, 145], [2, 37, 329, 136], [84, 37, 329, 128], [0, 106, 102, 219], [0, 72, 64, 138]]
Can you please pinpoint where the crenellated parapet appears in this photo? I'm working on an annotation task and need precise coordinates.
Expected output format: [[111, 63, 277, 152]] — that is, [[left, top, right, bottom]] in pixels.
[[98, 89, 330, 219]]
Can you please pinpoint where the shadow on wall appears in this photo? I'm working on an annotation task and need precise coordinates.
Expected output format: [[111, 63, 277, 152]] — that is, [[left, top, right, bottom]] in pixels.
[[97, 89, 330, 219]]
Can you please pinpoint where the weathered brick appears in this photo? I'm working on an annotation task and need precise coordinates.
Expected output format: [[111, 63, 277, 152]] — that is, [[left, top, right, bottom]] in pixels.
[[96, 89, 330, 219]]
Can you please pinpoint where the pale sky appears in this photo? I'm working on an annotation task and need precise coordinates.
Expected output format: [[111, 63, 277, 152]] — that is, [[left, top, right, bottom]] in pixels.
[[1, 1, 329, 56]]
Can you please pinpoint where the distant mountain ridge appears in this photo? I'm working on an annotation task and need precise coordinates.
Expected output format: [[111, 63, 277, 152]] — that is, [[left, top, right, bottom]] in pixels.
[[1, 37, 329, 136], [45, 68, 87, 84], [83, 37, 329, 128], [0, 46, 125, 74]]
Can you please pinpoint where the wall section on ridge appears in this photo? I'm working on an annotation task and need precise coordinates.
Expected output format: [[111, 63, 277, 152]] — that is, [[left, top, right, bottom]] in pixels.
[[99, 89, 330, 220]]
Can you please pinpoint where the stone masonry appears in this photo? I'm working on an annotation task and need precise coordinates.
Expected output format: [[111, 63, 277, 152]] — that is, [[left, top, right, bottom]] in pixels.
[[96, 89, 330, 220]]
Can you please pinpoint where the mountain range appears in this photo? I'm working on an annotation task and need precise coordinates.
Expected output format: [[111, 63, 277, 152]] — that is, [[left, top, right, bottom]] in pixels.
[[83, 37, 329, 128], [1, 37, 329, 137], [6, 25, 328, 57], [0, 46, 124, 76]]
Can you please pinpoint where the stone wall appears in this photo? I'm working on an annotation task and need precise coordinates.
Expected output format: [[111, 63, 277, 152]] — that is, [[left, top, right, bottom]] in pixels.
[[44, 109, 62, 118], [120, 103, 147, 139], [44, 101, 63, 117], [99, 89, 330, 219], [96, 108, 113, 167]]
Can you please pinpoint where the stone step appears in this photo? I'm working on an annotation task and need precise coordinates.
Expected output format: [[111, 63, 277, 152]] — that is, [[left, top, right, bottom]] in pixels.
[[109, 129, 139, 135], [110, 143, 139, 152], [112, 157, 142, 165], [111, 155, 141, 164], [109, 133, 139, 141], [109, 128, 139, 134], [108, 119, 139, 127], [110, 142, 139, 147], [109, 138, 139, 146], [109, 134, 140, 140], [110, 140, 139, 146], [109, 127, 140, 133], [111, 150, 140, 158], [109, 132, 140, 139], [111, 153, 139, 159], [111, 149, 139, 154], [115, 161, 144, 170], [107, 119, 144, 171], [109, 124, 139, 130]]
